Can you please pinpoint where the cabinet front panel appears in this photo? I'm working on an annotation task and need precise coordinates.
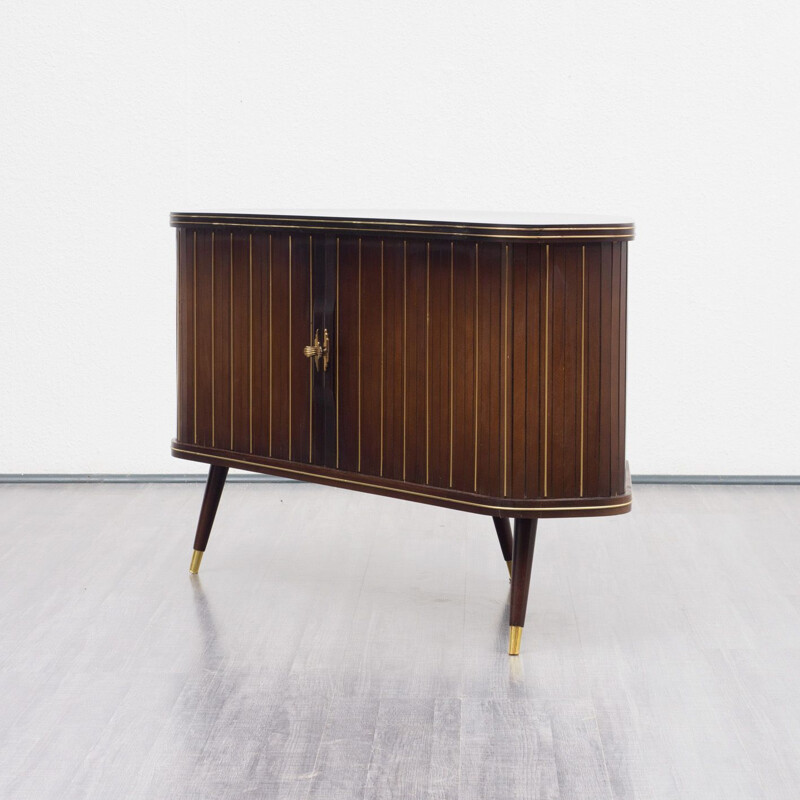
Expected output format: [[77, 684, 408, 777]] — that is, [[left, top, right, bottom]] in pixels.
[[176, 229, 316, 466], [177, 225, 628, 507]]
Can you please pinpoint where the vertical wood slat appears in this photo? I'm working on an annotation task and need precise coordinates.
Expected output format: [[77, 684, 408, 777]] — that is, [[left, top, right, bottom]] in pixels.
[[289, 235, 311, 463], [547, 244, 583, 499], [212, 232, 231, 450], [475, 243, 503, 498], [359, 239, 383, 476], [404, 240, 428, 485], [509, 244, 527, 499], [609, 242, 622, 495], [426, 241, 451, 488], [251, 232, 269, 457], [336, 237, 359, 473], [176, 229, 195, 445], [268, 234, 290, 460], [618, 243, 628, 495], [381, 239, 405, 481], [449, 242, 476, 493], [598, 242, 614, 497], [315, 235, 333, 467], [231, 232, 250, 454]]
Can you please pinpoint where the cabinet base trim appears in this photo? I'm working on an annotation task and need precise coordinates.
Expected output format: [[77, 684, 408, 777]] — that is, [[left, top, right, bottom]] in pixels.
[[171, 442, 632, 518]]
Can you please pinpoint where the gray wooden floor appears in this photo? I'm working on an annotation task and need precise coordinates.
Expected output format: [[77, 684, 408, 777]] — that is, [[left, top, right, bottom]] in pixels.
[[1, 482, 799, 799]]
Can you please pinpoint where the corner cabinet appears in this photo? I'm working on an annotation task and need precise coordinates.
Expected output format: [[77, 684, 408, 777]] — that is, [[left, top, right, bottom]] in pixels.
[[171, 211, 633, 654]]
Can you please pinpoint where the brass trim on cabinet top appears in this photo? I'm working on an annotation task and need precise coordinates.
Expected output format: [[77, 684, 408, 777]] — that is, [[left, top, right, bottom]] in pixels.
[[171, 219, 633, 242], [171, 444, 632, 514], [171, 212, 633, 237]]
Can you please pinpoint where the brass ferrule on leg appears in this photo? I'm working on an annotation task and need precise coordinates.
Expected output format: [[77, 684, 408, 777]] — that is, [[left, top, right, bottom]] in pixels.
[[509, 625, 523, 656], [189, 550, 204, 574], [506, 561, 513, 579]]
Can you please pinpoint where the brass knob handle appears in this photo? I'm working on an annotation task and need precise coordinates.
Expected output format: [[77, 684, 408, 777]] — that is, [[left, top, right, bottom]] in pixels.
[[303, 329, 330, 371]]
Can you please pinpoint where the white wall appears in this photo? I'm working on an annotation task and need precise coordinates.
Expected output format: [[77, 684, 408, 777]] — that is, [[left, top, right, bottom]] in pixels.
[[1, 1, 798, 475]]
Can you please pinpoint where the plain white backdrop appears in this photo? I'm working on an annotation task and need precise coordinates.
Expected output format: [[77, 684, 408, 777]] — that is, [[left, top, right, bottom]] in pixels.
[[1, 1, 798, 475]]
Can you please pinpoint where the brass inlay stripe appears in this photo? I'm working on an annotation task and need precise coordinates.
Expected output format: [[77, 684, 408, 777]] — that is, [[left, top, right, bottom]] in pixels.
[[425, 242, 430, 485], [268, 234, 273, 458], [173, 213, 633, 233], [503, 245, 509, 498], [230, 233, 234, 450], [449, 242, 454, 488], [543, 245, 549, 497], [193, 231, 197, 444], [357, 238, 362, 472], [402, 240, 407, 481], [380, 240, 384, 477], [473, 243, 479, 493], [172, 446, 632, 513], [171, 218, 633, 240], [249, 234, 253, 454], [211, 231, 215, 447], [309, 235, 313, 463], [580, 246, 586, 496], [288, 235, 292, 461], [336, 237, 340, 468]]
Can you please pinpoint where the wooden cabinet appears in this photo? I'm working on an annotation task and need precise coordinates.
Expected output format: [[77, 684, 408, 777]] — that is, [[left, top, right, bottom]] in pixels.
[[171, 211, 633, 653]]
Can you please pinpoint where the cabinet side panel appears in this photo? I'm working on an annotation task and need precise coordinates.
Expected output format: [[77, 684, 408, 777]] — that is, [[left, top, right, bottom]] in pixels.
[[426, 241, 453, 488], [194, 230, 214, 447], [251, 231, 270, 457], [359, 238, 383, 476], [231, 231, 252, 453], [450, 242, 477, 493], [475, 243, 503, 498], [176, 228, 195, 445], [289, 235, 312, 463], [381, 239, 405, 481]]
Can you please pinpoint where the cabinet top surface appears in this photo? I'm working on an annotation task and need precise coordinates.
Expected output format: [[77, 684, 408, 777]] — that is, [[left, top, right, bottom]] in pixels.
[[171, 210, 634, 240]]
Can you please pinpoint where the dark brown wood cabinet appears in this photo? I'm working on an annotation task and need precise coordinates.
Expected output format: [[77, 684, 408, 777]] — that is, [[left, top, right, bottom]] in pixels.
[[171, 211, 633, 654]]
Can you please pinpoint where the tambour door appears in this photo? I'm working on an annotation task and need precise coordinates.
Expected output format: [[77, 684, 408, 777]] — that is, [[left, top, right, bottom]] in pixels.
[[330, 235, 628, 502], [333, 234, 520, 498], [176, 227, 328, 466]]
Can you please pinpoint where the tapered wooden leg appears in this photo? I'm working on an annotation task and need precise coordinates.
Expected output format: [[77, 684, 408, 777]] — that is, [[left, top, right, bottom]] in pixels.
[[508, 518, 538, 655], [189, 465, 228, 574], [492, 517, 514, 578]]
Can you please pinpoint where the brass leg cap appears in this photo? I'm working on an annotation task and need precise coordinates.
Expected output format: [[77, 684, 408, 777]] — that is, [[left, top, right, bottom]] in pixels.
[[509, 625, 523, 656], [506, 560, 513, 580], [189, 550, 204, 574]]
